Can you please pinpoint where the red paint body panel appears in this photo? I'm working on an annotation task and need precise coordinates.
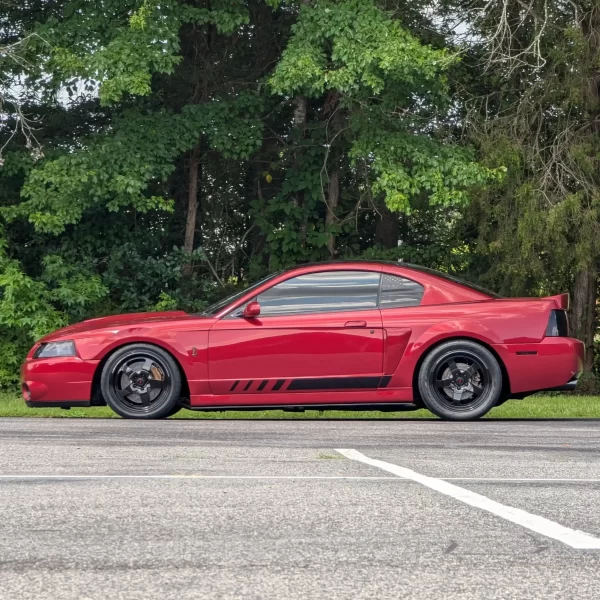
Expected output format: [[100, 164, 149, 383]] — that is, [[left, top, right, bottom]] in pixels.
[[494, 338, 584, 393], [21, 357, 98, 401], [189, 389, 413, 408], [27, 314, 215, 398], [208, 310, 383, 397], [20, 261, 585, 409], [383, 329, 412, 376]]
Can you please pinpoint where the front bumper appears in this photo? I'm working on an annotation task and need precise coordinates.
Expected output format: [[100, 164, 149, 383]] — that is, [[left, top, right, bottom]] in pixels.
[[21, 357, 99, 404], [25, 400, 91, 409]]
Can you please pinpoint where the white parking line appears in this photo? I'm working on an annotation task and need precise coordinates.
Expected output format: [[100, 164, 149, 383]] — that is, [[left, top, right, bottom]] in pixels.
[[1, 475, 598, 483], [336, 448, 600, 550], [0, 475, 397, 480], [444, 478, 600, 482]]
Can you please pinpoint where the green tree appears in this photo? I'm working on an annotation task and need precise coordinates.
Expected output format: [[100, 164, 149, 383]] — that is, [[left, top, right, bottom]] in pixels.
[[0, 0, 504, 388], [447, 0, 600, 372], [257, 0, 500, 269]]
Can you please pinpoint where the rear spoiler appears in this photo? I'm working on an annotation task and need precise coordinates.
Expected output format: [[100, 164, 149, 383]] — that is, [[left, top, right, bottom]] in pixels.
[[545, 293, 569, 310]]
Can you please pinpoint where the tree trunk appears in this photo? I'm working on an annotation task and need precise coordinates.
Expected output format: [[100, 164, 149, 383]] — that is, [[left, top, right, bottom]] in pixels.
[[375, 204, 399, 249], [250, 165, 268, 267], [326, 169, 339, 256], [571, 265, 597, 373], [181, 11, 212, 278], [183, 144, 201, 277], [292, 0, 310, 250], [293, 95, 307, 131], [293, 95, 308, 249], [569, 14, 599, 373]]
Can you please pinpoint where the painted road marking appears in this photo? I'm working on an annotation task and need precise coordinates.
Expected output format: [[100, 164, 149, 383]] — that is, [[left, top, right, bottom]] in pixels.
[[1, 474, 600, 482], [444, 478, 600, 482], [2, 474, 600, 483], [0, 475, 398, 480], [336, 448, 600, 550]]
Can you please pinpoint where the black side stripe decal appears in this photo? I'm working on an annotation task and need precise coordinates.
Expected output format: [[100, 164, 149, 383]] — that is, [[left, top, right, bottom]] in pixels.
[[230, 377, 390, 393], [287, 376, 382, 391], [379, 375, 392, 388]]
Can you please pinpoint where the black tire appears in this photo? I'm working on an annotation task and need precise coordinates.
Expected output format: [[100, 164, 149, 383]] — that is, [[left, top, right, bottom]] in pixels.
[[418, 340, 502, 421], [101, 344, 182, 419]]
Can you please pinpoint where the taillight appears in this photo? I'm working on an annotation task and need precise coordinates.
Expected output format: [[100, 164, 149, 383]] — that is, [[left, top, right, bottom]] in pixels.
[[546, 310, 569, 337]]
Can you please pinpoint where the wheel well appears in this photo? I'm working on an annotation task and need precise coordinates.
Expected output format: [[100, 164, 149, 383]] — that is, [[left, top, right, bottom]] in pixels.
[[411, 337, 511, 406], [90, 342, 191, 406]]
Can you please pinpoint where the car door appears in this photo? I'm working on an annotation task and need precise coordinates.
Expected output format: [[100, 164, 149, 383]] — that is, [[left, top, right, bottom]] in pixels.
[[208, 269, 385, 399]]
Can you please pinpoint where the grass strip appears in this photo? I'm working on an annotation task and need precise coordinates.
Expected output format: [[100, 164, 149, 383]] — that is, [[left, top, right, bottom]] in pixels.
[[0, 392, 598, 419]]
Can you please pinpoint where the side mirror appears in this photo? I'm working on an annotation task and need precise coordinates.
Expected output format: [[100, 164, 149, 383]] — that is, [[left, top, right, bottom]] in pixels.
[[242, 301, 261, 318]]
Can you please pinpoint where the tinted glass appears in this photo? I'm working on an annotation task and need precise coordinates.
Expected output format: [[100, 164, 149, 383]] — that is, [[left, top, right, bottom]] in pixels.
[[257, 271, 380, 316], [201, 271, 281, 315], [379, 273, 424, 308]]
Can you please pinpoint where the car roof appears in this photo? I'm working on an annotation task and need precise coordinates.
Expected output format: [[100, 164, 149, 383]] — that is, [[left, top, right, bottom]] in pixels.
[[208, 260, 498, 318]]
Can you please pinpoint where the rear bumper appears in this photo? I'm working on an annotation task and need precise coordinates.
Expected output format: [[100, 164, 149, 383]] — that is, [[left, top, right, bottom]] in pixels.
[[494, 337, 584, 394], [547, 378, 579, 392], [21, 357, 98, 404]]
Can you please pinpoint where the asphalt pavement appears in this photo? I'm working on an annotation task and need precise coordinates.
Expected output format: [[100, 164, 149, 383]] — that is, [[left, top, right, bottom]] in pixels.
[[1, 417, 600, 599]]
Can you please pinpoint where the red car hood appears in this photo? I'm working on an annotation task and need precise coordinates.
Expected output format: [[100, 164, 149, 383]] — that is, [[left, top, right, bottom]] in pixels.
[[40, 311, 208, 341]]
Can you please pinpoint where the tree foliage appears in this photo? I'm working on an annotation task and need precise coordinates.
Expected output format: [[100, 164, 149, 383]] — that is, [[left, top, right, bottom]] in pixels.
[[445, 0, 600, 371], [0, 0, 598, 388]]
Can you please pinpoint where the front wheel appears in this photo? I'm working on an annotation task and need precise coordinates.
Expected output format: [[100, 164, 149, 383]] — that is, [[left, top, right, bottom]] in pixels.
[[418, 340, 502, 421], [101, 344, 182, 419]]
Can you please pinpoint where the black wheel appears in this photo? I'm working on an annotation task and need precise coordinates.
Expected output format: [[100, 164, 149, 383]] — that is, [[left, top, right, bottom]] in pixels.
[[418, 340, 502, 421], [101, 344, 182, 419]]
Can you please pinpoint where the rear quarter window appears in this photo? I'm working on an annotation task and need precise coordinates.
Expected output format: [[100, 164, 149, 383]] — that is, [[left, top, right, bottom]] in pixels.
[[379, 274, 424, 308]]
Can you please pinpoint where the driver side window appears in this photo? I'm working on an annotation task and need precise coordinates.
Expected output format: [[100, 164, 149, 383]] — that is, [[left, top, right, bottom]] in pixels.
[[255, 270, 380, 317]]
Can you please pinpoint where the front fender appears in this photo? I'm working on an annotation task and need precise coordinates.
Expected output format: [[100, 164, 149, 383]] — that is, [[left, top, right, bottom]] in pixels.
[[77, 332, 190, 362], [73, 329, 209, 394]]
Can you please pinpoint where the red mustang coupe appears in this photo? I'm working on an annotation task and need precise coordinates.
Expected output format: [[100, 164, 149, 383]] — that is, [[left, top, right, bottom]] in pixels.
[[21, 261, 583, 420]]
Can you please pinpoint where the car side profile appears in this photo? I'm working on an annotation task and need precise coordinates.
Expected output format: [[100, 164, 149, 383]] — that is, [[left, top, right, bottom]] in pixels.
[[21, 261, 583, 421]]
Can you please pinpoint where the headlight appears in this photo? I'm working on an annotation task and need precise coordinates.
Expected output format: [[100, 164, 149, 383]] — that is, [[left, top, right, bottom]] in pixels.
[[33, 341, 77, 358]]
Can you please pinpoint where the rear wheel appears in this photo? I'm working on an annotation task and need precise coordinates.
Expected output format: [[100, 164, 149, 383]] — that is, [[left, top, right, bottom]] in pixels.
[[101, 344, 182, 419], [418, 340, 502, 421]]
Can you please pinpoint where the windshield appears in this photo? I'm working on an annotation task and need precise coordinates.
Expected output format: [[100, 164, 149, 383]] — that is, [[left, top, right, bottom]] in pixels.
[[200, 271, 282, 316]]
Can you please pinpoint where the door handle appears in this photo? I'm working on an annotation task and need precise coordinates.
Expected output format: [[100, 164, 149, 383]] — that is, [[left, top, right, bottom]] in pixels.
[[344, 320, 367, 328]]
